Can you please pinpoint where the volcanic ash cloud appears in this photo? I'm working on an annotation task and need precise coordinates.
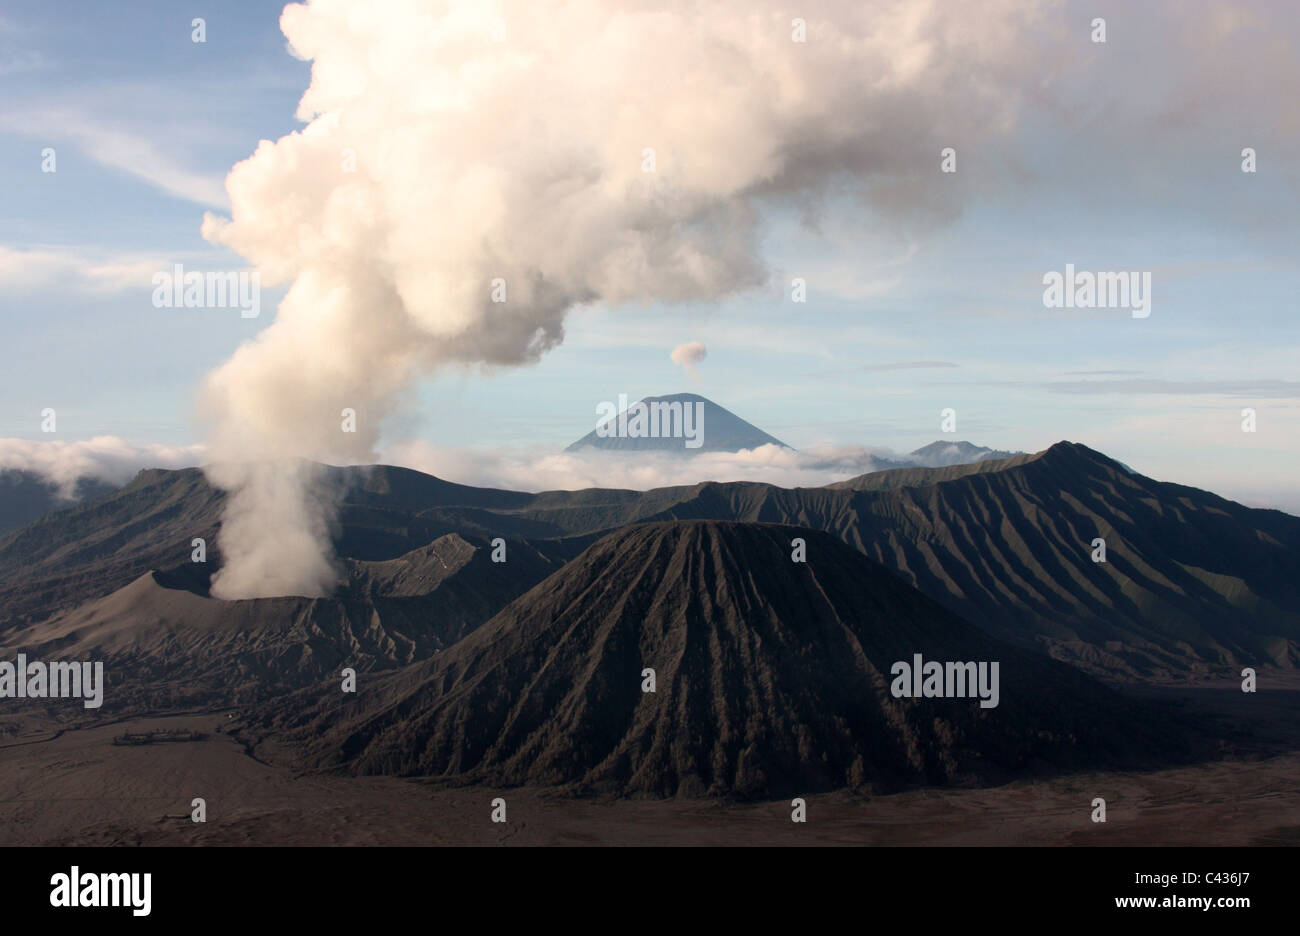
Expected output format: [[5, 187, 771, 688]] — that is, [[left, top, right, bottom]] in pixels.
[[198, 0, 1047, 598], [671, 341, 708, 382]]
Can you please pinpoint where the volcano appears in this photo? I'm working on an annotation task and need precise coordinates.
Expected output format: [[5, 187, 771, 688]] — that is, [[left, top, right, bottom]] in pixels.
[[565, 392, 791, 453], [266, 520, 1187, 797], [0, 532, 587, 710], [5, 443, 1298, 681]]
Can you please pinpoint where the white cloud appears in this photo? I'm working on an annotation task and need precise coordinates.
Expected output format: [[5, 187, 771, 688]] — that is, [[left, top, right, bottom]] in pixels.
[[670, 341, 707, 381], [383, 439, 904, 492], [0, 436, 205, 498], [0, 246, 169, 292], [0, 108, 228, 208]]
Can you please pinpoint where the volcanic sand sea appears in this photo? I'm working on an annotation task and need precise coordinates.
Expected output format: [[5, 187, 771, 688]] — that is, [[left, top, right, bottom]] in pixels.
[[1, 677, 1298, 846]]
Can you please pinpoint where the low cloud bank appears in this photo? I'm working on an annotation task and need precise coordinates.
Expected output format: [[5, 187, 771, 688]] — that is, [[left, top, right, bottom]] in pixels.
[[383, 441, 905, 491], [0, 435, 902, 499], [0, 437, 205, 498], [4, 435, 1296, 518]]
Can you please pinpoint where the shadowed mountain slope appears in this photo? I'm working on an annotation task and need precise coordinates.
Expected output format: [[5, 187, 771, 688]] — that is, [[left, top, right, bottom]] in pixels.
[[628, 444, 1300, 677], [0, 470, 119, 537], [0, 467, 227, 628], [262, 521, 1191, 798], [825, 451, 1039, 491], [0, 533, 588, 711], [0, 464, 542, 629], [3, 443, 1296, 679]]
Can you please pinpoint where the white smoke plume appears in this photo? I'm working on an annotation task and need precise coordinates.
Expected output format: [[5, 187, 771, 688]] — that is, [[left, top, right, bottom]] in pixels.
[[203, 459, 343, 598], [198, 0, 1050, 598], [670, 341, 708, 382]]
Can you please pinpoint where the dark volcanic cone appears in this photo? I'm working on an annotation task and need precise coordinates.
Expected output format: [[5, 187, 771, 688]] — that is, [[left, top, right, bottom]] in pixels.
[[269, 520, 1190, 797], [0, 533, 580, 711]]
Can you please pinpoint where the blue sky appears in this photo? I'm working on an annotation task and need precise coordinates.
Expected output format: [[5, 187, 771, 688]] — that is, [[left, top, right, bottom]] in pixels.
[[1, 0, 1297, 510]]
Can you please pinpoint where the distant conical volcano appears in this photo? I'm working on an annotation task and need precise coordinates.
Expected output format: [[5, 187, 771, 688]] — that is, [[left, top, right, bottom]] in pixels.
[[268, 520, 1186, 797], [908, 440, 1020, 467], [565, 392, 791, 454]]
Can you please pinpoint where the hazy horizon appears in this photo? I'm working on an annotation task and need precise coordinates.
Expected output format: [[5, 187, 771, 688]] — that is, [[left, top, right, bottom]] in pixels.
[[2, 0, 1297, 516]]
